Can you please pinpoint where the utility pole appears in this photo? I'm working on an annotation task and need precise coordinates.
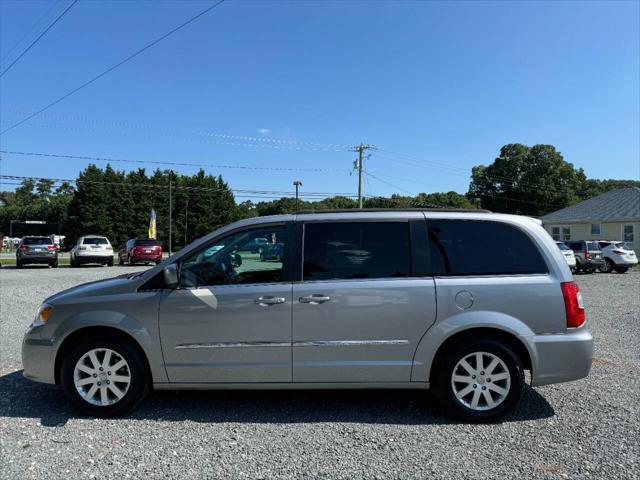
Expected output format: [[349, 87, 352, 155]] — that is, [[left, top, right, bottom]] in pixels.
[[184, 195, 189, 248], [168, 174, 172, 257], [351, 143, 375, 209], [293, 181, 302, 211]]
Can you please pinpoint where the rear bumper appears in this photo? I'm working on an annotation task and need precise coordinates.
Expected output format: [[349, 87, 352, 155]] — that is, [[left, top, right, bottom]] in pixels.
[[75, 255, 112, 264], [17, 254, 56, 264], [529, 328, 593, 387], [610, 257, 638, 266], [132, 254, 162, 262]]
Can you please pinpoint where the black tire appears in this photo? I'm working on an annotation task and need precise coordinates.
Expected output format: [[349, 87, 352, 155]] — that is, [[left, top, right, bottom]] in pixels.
[[615, 266, 629, 273], [119, 255, 124, 265], [128, 256, 134, 266], [71, 257, 78, 268], [107, 258, 114, 267], [51, 261, 59, 268], [259, 252, 265, 262], [433, 337, 524, 422], [257, 247, 264, 255], [16, 260, 22, 269], [155, 260, 161, 265], [585, 267, 596, 274], [59, 335, 150, 417], [598, 258, 615, 273]]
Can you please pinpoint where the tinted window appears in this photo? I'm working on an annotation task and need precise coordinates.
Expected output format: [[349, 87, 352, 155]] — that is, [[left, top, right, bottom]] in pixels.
[[23, 237, 51, 245], [428, 220, 548, 276], [303, 222, 411, 281], [134, 239, 160, 246], [568, 242, 582, 251], [180, 225, 286, 287], [556, 242, 570, 251], [586, 242, 600, 251], [83, 237, 108, 245]]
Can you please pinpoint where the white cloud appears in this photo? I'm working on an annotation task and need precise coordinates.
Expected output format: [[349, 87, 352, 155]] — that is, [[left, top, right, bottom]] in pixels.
[[258, 128, 270, 135]]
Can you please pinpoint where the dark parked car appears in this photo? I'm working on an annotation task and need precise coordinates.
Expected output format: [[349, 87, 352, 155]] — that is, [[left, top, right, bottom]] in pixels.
[[16, 236, 58, 268], [565, 240, 604, 273], [240, 237, 269, 253], [119, 239, 163, 265], [260, 242, 284, 261]]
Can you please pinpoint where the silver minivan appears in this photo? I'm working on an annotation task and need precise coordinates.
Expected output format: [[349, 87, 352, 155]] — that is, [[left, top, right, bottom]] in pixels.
[[22, 210, 593, 421]]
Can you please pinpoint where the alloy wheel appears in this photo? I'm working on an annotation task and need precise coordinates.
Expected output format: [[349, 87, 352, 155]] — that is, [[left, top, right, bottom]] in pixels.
[[451, 351, 511, 411], [73, 348, 131, 406]]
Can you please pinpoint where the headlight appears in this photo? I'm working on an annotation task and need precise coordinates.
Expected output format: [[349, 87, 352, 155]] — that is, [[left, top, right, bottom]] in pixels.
[[32, 304, 53, 328]]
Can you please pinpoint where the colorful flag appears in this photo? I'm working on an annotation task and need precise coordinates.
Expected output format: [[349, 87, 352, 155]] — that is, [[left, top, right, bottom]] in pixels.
[[148, 209, 157, 239]]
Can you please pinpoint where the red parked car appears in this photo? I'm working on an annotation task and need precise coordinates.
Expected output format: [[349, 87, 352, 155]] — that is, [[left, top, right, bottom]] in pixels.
[[118, 238, 163, 265]]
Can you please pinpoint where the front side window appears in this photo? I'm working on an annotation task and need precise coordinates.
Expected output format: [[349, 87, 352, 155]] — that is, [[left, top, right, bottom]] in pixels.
[[303, 222, 411, 281], [623, 225, 635, 243], [179, 225, 286, 287], [428, 219, 548, 276]]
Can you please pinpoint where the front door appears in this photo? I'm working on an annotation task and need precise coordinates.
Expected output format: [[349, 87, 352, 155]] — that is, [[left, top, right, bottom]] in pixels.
[[159, 223, 292, 383], [292, 219, 437, 383]]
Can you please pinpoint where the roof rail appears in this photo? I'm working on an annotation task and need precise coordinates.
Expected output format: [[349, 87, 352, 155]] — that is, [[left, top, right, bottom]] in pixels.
[[296, 208, 491, 214]]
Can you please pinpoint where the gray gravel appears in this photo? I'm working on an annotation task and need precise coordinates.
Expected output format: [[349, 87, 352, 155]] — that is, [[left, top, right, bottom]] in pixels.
[[1, 266, 638, 479]]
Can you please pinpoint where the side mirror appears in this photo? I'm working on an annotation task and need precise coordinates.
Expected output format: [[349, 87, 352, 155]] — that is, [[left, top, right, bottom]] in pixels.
[[163, 264, 179, 288]]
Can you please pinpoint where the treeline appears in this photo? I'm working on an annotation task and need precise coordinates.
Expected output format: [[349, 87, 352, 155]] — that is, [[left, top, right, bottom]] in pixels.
[[1, 143, 638, 248]]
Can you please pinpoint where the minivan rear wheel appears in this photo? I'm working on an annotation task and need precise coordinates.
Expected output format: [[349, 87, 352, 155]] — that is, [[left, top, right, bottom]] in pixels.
[[433, 338, 524, 422], [60, 337, 149, 417]]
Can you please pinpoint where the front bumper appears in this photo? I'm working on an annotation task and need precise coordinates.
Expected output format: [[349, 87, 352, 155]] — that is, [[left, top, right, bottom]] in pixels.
[[22, 334, 56, 384], [529, 328, 593, 387]]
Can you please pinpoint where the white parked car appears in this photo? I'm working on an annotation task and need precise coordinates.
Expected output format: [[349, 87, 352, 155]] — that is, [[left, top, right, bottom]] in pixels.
[[596, 241, 638, 273], [70, 235, 114, 267], [556, 241, 577, 272]]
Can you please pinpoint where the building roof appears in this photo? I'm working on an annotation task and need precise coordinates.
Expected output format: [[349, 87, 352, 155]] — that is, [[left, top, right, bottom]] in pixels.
[[541, 187, 640, 223]]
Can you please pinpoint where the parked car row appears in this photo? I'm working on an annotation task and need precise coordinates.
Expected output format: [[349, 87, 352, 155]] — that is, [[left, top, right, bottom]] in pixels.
[[14, 235, 163, 268], [555, 239, 637, 274]]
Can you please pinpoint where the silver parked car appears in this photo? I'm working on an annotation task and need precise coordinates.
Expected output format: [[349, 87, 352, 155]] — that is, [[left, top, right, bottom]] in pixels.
[[22, 210, 593, 421]]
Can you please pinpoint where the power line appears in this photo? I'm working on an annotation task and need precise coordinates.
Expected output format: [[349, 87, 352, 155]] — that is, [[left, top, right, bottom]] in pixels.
[[0, 150, 351, 173], [0, 0, 226, 136], [0, 0, 78, 78], [0, 0, 62, 63], [0, 174, 358, 198], [0, 108, 352, 151]]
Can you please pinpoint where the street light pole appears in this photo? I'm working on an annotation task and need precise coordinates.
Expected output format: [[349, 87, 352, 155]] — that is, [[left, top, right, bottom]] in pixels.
[[293, 181, 302, 211]]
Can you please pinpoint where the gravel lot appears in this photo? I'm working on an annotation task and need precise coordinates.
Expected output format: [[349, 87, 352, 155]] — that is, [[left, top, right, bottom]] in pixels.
[[1, 266, 638, 479]]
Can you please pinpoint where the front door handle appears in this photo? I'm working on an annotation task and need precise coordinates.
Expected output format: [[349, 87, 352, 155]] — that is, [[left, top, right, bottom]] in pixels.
[[299, 294, 331, 304], [255, 296, 286, 306]]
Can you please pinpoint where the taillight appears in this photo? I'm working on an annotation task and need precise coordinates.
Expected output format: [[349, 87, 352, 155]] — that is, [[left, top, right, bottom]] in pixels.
[[584, 250, 590, 259], [47, 244, 56, 250], [19, 245, 28, 251], [611, 249, 624, 254], [106, 245, 112, 250], [561, 281, 585, 328]]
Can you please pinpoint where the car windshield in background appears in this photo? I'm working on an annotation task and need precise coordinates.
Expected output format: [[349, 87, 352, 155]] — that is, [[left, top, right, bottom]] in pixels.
[[587, 242, 600, 250], [83, 238, 108, 245], [557, 242, 570, 250], [135, 240, 160, 246], [614, 242, 632, 250], [23, 237, 51, 245]]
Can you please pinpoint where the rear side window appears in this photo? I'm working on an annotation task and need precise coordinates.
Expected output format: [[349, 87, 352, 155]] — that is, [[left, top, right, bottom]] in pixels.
[[23, 237, 50, 245], [557, 242, 570, 251], [303, 222, 411, 281], [134, 239, 160, 246], [83, 237, 108, 245], [586, 242, 599, 251], [428, 220, 548, 276]]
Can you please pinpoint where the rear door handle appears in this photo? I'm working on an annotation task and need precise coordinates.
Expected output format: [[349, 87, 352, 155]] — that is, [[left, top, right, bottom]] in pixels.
[[299, 295, 331, 304], [254, 296, 286, 306]]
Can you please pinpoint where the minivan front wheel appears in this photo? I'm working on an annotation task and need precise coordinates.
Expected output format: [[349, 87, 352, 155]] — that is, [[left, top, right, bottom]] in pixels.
[[433, 339, 524, 422], [60, 337, 149, 417]]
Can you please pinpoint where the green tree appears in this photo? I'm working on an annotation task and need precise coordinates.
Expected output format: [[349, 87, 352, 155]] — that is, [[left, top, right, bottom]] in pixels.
[[467, 144, 586, 215]]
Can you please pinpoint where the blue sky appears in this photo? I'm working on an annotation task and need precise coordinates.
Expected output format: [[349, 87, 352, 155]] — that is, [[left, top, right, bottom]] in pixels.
[[0, 0, 638, 201]]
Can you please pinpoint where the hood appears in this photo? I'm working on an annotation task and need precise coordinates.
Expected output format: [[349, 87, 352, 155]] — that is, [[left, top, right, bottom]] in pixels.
[[44, 273, 144, 305]]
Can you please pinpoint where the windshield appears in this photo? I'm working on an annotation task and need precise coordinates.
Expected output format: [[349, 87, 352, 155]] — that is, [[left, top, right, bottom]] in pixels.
[[23, 237, 51, 245], [83, 237, 109, 245]]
